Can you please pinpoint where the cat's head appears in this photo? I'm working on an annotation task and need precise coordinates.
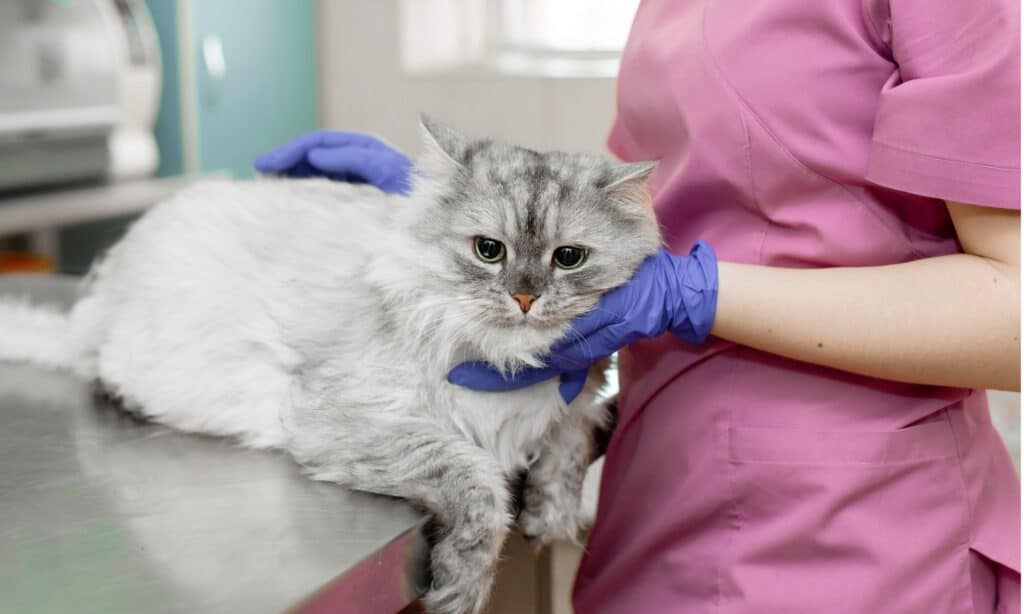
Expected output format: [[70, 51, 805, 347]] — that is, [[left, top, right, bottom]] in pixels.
[[405, 116, 662, 368]]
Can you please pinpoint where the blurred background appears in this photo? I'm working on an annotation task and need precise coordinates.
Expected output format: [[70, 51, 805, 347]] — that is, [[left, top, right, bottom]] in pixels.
[[0, 0, 635, 275]]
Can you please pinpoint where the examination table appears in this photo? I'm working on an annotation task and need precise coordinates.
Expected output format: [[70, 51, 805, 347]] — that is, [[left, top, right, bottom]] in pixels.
[[0, 275, 429, 612]]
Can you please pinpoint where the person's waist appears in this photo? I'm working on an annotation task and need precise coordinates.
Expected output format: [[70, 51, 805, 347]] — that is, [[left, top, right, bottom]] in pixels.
[[617, 335, 972, 431]]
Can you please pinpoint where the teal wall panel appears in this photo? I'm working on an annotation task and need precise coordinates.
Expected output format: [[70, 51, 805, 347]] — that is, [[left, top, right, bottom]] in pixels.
[[191, 0, 318, 177]]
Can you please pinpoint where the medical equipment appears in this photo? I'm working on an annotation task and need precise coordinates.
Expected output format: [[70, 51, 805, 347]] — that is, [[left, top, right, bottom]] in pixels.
[[0, 0, 161, 192]]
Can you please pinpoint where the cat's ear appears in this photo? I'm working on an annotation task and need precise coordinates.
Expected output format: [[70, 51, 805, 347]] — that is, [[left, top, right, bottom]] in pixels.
[[417, 115, 468, 179], [601, 161, 658, 208]]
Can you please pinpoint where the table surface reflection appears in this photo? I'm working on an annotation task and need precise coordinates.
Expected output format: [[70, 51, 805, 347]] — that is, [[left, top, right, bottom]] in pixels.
[[0, 275, 427, 614]]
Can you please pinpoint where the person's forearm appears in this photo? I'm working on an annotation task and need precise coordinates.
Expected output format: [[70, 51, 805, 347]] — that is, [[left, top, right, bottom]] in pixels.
[[711, 254, 1021, 391]]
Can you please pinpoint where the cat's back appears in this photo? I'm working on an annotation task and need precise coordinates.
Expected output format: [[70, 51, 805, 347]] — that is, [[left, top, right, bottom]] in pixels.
[[139, 177, 393, 256], [68, 178, 400, 446], [73, 177, 398, 363], [88, 178, 395, 294]]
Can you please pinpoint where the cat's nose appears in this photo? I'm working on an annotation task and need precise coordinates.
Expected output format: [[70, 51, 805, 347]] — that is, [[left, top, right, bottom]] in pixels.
[[510, 293, 538, 313]]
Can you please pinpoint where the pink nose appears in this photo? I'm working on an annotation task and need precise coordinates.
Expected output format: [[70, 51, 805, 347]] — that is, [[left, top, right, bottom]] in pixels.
[[511, 293, 537, 313]]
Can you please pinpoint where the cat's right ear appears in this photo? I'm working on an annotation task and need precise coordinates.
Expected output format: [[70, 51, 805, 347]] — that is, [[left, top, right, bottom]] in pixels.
[[417, 115, 468, 180]]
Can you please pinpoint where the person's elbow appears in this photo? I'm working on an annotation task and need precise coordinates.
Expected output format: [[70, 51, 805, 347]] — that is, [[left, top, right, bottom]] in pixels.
[[946, 201, 1020, 391]]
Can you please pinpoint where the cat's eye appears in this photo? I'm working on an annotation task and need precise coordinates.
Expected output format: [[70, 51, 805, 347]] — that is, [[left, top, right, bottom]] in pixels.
[[474, 237, 506, 263], [552, 246, 587, 270]]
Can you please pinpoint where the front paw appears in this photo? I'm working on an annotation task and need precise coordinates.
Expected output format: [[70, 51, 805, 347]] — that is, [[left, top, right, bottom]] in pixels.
[[423, 533, 503, 614], [517, 482, 586, 547]]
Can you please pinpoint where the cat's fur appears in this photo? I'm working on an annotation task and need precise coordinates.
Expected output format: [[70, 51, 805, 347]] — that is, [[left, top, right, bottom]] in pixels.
[[0, 118, 660, 614]]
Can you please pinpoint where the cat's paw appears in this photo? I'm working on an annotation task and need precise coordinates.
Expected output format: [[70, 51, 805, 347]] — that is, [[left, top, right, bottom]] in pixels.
[[422, 578, 490, 614], [422, 534, 502, 614], [516, 481, 585, 548], [421, 505, 509, 614]]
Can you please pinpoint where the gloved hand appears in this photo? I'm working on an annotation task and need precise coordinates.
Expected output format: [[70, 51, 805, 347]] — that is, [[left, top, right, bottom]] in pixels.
[[254, 131, 414, 195], [447, 241, 718, 403]]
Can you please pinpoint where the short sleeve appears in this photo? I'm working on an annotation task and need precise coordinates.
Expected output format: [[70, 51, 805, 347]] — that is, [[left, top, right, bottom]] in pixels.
[[865, 0, 1020, 209]]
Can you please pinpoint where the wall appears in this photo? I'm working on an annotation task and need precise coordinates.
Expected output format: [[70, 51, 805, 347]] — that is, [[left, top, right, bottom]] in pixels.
[[317, 1, 619, 156], [989, 390, 1021, 471]]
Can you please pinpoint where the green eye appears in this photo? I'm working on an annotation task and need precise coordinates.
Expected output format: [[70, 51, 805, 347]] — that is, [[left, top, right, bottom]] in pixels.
[[552, 246, 587, 269], [474, 237, 506, 263]]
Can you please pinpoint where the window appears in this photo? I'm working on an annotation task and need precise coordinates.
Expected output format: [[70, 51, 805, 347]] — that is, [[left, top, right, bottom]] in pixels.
[[399, 0, 639, 77]]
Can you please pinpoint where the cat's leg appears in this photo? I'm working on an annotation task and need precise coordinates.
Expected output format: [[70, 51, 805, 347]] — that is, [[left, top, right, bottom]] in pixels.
[[517, 382, 611, 548], [289, 415, 510, 614]]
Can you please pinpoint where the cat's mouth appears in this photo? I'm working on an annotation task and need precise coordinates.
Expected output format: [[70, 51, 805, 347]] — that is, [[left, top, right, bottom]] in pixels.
[[490, 309, 571, 331], [487, 293, 602, 332]]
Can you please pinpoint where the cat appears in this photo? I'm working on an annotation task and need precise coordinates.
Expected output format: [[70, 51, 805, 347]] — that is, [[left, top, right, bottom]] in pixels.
[[0, 117, 661, 614]]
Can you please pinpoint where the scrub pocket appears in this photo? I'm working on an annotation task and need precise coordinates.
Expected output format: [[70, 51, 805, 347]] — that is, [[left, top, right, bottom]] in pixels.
[[722, 416, 976, 613]]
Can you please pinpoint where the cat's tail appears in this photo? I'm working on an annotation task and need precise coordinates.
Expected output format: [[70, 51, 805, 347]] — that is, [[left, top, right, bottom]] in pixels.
[[0, 298, 73, 370]]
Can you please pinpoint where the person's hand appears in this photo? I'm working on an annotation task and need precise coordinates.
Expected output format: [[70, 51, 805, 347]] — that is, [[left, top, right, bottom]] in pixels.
[[447, 242, 718, 403], [254, 131, 413, 195]]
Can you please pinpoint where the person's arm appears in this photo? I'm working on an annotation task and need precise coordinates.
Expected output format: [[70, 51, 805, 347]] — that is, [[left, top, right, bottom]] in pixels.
[[712, 202, 1021, 391], [448, 203, 1020, 402]]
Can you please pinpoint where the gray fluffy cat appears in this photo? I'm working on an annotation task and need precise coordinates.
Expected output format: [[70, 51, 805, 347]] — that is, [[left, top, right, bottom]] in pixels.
[[0, 118, 660, 613]]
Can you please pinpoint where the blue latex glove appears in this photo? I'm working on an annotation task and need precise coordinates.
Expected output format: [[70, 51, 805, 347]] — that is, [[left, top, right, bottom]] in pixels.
[[448, 241, 718, 403], [253, 131, 413, 195]]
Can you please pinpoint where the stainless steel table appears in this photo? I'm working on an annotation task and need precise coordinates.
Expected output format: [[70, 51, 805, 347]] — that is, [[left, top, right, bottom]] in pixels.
[[0, 275, 428, 613]]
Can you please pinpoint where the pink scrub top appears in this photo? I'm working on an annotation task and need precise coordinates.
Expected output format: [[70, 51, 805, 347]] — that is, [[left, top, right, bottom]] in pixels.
[[573, 1, 1021, 612]]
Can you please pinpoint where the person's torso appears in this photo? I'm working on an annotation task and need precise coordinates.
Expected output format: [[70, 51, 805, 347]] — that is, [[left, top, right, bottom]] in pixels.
[[609, 0, 968, 423]]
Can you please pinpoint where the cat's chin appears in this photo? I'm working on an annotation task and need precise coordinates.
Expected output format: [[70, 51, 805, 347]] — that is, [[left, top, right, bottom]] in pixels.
[[469, 318, 572, 374]]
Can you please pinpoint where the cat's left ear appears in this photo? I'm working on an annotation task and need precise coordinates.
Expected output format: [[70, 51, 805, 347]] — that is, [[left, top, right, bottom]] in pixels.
[[602, 161, 658, 208]]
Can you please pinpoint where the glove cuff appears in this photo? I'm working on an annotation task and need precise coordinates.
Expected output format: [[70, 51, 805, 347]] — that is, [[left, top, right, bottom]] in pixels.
[[668, 240, 719, 344]]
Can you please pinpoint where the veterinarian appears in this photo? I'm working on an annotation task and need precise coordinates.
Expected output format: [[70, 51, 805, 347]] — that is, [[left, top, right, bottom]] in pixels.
[[256, 0, 1021, 611]]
